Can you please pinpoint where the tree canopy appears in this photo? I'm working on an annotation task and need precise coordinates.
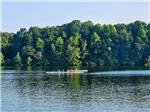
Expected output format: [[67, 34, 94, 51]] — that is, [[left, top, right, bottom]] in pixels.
[[1, 20, 150, 67]]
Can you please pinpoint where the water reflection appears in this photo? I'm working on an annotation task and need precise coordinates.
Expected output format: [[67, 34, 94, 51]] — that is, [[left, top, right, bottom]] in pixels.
[[1, 72, 150, 112]]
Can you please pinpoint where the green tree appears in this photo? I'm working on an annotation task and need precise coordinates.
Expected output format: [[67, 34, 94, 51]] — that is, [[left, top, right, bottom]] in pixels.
[[20, 45, 35, 63], [81, 21, 93, 40], [27, 56, 32, 66], [1, 20, 150, 67], [80, 40, 88, 59], [33, 51, 43, 65], [35, 38, 44, 51], [67, 20, 81, 36], [0, 52, 5, 65], [13, 52, 22, 65], [145, 56, 150, 67], [66, 45, 81, 66]]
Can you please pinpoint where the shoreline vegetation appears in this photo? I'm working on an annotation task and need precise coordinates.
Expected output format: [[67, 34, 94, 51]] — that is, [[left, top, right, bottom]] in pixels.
[[1, 20, 150, 67]]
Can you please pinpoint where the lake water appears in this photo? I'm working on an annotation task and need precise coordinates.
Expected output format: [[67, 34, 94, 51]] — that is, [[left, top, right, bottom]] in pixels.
[[1, 68, 150, 112]]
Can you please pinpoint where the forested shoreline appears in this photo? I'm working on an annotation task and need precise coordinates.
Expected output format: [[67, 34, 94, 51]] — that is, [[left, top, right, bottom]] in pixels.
[[1, 20, 150, 67]]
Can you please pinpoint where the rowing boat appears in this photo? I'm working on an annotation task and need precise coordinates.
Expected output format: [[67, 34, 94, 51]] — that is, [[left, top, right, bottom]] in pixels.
[[45, 70, 88, 74]]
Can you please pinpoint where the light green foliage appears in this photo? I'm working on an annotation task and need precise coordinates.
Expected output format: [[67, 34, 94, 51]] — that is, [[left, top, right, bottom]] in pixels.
[[35, 38, 44, 50], [13, 52, 22, 65], [56, 37, 63, 45], [67, 45, 81, 66], [0, 52, 5, 65], [51, 43, 56, 53], [1, 20, 150, 67], [80, 40, 88, 59], [27, 56, 32, 65], [21, 45, 35, 57], [55, 37, 64, 55], [69, 33, 80, 46], [92, 32, 101, 45], [137, 25, 147, 38], [103, 25, 117, 37], [1, 32, 14, 48]]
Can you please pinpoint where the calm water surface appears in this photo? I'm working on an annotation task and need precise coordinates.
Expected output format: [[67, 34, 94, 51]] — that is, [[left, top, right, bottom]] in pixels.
[[1, 69, 150, 112]]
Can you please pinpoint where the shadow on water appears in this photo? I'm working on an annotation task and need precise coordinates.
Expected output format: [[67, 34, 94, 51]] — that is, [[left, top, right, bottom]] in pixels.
[[1, 65, 149, 71]]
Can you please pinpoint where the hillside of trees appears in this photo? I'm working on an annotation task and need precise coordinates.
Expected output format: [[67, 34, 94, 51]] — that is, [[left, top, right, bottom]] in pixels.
[[1, 20, 150, 67]]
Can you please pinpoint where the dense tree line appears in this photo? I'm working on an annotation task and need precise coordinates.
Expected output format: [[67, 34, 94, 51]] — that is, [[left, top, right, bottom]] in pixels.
[[1, 20, 150, 67]]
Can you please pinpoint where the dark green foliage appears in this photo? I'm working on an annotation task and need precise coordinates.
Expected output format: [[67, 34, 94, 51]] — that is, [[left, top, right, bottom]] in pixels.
[[1, 20, 150, 67], [145, 56, 150, 67]]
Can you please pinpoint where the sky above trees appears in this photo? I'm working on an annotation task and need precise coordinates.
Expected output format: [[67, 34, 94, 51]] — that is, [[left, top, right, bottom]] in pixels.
[[1, 1, 149, 32]]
